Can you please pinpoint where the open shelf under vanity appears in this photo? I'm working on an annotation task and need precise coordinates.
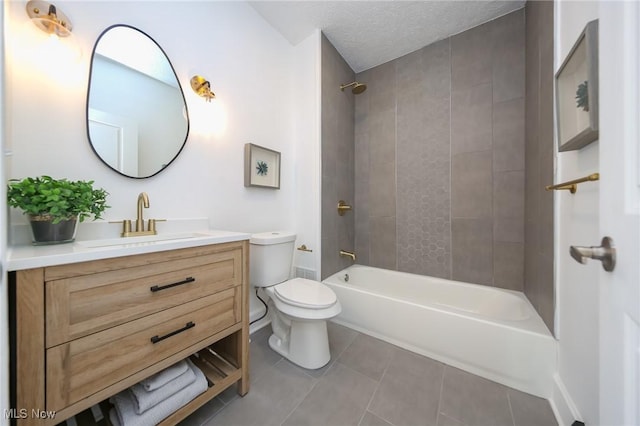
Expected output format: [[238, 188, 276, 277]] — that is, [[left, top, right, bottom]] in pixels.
[[11, 240, 250, 426], [59, 343, 244, 426]]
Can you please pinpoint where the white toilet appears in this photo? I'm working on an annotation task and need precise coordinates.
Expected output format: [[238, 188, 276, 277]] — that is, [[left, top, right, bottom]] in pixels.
[[250, 231, 341, 369]]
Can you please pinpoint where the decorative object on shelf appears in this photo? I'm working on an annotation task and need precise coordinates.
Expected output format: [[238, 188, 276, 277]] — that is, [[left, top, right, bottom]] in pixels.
[[190, 75, 215, 102], [244, 143, 281, 189], [7, 176, 109, 244], [555, 19, 599, 152]]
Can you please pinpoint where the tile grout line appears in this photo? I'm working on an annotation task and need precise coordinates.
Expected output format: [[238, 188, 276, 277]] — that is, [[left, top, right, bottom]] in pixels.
[[448, 36, 454, 281], [360, 348, 396, 426], [434, 364, 447, 426], [506, 391, 516, 426], [202, 351, 286, 426], [279, 328, 358, 426], [199, 396, 232, 426], [200, 341, 284, 425], [331, 330, 358, 363], [199, 395, 233, 426], [276, 354, 339, 426], [336, 331, 374, 425], [278, 369, 322, 426]]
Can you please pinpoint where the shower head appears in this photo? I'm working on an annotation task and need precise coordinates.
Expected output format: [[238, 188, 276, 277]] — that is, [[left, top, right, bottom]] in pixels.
[[351, 82, 367, 94], [340, 81, 367, 94]]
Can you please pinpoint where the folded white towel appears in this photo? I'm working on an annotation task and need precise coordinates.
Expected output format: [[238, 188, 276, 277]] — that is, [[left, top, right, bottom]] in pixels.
[[139, 360, 189, 392], [110, 359, 207, 426], [130, 362, 196, 414]]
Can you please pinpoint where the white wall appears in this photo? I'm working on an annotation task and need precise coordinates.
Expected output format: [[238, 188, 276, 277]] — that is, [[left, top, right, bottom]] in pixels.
[[292, 30, 322, 278], [553, 1, 600, 424], [4, 1, 315, 235], [2, 0, 321, 418]]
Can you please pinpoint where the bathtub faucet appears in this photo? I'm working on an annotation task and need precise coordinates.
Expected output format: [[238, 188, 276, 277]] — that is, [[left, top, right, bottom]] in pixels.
[[339, 250, 356, 261]]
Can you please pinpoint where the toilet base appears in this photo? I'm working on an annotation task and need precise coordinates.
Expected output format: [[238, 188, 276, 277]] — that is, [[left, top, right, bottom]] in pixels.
[[268, 319, 331, 370]]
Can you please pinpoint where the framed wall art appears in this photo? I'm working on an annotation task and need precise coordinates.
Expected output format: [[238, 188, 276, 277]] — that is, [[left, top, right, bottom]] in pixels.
[[555, 19, 599, 152], [244, 143, 281, 189]]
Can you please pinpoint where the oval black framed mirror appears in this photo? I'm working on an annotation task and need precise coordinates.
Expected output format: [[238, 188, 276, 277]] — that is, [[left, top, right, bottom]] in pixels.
[[86, 25, 189, 179]]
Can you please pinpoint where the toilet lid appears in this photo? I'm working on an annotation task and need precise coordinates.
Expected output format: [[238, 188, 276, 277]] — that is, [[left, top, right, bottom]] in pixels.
[[274, 278, 337, 309]]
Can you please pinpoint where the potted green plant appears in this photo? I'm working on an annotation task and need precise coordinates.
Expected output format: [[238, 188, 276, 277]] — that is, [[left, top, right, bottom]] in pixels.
[[7, 176, 109, 245]]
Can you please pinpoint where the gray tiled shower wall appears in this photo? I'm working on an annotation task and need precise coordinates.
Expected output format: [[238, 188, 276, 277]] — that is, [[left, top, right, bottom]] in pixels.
[[354, 10, 526, 289], [321, 34, 356, 278], [524, 1, 555, 333], [320, 8, 554, 332]]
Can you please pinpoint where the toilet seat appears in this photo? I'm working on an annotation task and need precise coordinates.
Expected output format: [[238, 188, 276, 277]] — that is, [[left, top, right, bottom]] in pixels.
[[274, 278, 337, 309], [264, 280, 341, 321]]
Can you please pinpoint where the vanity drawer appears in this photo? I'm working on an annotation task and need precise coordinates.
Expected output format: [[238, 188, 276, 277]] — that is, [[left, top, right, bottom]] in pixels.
[[45, 246, 242, 347], [46, 287, 241, 411]]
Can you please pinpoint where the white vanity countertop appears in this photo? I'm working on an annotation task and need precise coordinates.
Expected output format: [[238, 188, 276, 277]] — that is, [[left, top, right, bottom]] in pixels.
[[7, 229, 251, 271]]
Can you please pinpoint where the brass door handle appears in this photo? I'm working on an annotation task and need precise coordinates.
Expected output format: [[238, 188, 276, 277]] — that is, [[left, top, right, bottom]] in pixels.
[[570, 236, 616, 272]]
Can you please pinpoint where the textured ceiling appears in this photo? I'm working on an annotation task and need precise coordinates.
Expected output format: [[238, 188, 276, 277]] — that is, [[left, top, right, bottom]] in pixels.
[[249, 1, 525, 72]]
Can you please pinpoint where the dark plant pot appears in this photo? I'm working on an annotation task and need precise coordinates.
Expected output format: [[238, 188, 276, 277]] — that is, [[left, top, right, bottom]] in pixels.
[[29, 215, 78, 245]]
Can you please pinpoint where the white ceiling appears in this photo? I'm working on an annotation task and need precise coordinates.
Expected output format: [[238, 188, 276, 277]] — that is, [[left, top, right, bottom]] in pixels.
[[249, 1, 525, 73]]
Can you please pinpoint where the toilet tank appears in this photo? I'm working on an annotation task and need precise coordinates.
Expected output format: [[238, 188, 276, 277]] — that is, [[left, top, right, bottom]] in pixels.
[[250, 231, 297, 287]]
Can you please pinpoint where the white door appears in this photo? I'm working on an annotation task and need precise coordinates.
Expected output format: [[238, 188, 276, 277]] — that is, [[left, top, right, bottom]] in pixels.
[[598, 2, 640, 425], [88, 108, 139, 176]]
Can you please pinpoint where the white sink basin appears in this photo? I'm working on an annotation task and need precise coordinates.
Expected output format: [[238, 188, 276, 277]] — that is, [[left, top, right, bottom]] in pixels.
[[76, 232, 211, 248]]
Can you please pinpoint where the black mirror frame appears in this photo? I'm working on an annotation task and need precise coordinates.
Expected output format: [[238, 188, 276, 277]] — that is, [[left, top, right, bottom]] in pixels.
[[86, 24, 190, 179]]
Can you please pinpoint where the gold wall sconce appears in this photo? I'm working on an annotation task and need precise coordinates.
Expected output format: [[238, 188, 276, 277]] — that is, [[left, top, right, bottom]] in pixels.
[[190, 75, 216, 102], [26, 0, 73, 38], [23, 0, 82, 65]]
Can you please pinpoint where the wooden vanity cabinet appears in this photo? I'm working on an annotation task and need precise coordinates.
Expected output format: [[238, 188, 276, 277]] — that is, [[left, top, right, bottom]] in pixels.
[[11, 240, 250, 426]]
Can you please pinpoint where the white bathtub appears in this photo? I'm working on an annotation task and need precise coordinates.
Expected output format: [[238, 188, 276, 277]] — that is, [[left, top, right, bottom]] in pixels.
[[323, 265, 556, 398]]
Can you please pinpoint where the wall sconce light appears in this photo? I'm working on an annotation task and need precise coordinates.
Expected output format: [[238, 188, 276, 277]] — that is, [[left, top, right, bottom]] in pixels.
[[190, 75, 216, 102], [189, 75, 225, 136], [22, 0, 82, 65], [26, 0, 73, 38]]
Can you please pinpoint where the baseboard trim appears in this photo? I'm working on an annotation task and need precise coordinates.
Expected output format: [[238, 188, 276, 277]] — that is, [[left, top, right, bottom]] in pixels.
[[550, 373, 583, 426]]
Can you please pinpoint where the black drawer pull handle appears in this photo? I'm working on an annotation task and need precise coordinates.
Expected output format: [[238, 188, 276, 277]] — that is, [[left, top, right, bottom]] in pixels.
[[150, 277, 195, 292], [150, 321, 195, 344]]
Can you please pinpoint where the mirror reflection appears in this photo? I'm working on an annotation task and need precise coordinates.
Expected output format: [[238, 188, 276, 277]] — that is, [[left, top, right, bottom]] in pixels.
[[87, 25, 189, 178]]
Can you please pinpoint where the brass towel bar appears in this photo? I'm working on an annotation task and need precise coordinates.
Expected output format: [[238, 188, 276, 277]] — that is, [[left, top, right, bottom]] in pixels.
[[545, 173, 599, 194]]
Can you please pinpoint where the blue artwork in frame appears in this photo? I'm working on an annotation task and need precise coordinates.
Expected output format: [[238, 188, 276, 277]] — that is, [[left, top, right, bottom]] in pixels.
[[244, 143, 281, 189]]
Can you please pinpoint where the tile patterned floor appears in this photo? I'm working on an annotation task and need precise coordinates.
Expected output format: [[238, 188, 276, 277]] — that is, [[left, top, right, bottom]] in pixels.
[[180, 323, 558, 426]]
